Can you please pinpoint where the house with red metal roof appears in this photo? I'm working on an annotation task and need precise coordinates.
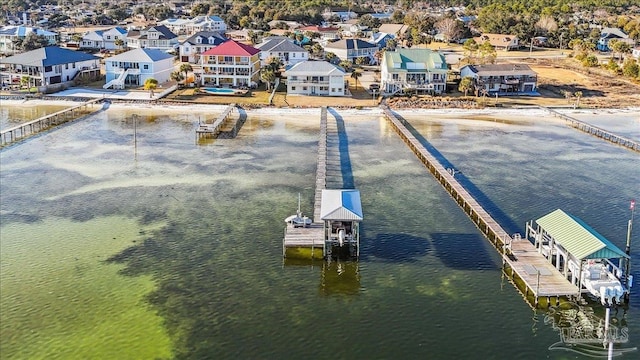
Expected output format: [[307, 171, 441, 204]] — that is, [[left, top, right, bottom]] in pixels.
[[199, 39, 261, 87]]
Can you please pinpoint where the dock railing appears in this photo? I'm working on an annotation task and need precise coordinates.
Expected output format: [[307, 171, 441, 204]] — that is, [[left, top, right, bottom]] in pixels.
[[541, 106, 639, 152], [1, 98, 103, 147]]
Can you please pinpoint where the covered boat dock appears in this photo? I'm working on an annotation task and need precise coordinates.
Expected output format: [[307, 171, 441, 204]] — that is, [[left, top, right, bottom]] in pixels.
[[320, 189, 363, 258], [526, 209, 631, 304]]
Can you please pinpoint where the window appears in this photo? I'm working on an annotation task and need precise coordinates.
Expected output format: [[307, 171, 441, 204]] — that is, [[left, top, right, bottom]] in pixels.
[[143, 65, 149, 70], [303, 86, 307, 91], [290, 76, 297, 81], [65, 64, 68, 69], [106, 36, 111, 40], [72, 63, 76, 68], [291, 86, 296, 90]]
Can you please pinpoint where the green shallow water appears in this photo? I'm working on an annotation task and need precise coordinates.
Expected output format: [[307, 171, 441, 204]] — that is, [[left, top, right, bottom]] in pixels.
[[0, 216, 172, 359], [0, 105, 638, 359]]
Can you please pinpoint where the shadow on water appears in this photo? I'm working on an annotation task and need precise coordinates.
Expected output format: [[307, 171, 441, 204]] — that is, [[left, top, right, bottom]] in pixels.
[[392, 111, 521, 235], [218, 106, 247, 139], [430, 233, 498, 270], [327, 107, 354, 189], [362, 232, 431, 263]]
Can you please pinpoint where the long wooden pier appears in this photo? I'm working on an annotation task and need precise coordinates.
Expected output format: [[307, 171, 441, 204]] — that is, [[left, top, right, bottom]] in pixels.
[[382, 107, 579, 306], [0, 98, 103, 147], [283, 107, 329, 257], [195, 103, 236, 137], [542, 106, 640, 152]]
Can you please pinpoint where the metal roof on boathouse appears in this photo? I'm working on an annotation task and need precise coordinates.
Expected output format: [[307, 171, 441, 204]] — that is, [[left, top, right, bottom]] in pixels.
[[320, 190, 363, 221], [535, 209, 629, 260]]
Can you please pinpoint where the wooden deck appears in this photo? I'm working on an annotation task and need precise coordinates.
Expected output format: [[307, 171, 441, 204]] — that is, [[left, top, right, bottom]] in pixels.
[[1, 98, 103, 146], [284, 108, 328, 254], [382, 106, 579, 304], [195, 103, 236, 136], [542, 106, 639, 152]]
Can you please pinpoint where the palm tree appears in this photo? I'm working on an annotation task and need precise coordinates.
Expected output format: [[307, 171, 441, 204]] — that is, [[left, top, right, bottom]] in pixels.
[[114, 38, 125, 51], [260, 67, 276, 90], [350, 70, 362, 90], [179, 63, 193, 82], [458, 76, 474, 97], [573, 91, 583, 108], [170, 71, 185, 86], [144, 78, 158, 98]]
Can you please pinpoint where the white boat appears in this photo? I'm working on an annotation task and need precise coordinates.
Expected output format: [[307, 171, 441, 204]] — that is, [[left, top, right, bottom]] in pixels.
[[568, 259, 627, 305], [284, 194, 312, 228]]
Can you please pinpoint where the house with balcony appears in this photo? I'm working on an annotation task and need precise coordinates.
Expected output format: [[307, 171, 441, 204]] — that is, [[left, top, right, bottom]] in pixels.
[[459, 64, 537, 95], [283, 60, 347, 96], [80, 27, 127, 50], [103, 48, 174, 89], [323, 39, 378, 64], [0, 46, 99, 88], [126, 25, 178, 52], [380, 48, 448, 95], [199, 39, 260, 88], [179, 31, 227, 63], [187, 16, 227, 34], [256, 38, 308, 67], [0, 25, 57, 55], [298, 25, 340, 44], [597, 27, 634, 52]]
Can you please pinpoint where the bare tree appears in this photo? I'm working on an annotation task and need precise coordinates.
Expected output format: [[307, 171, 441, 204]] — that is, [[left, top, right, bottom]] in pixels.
[[435, 18, 462, 44], [535, 15, 558, 35]]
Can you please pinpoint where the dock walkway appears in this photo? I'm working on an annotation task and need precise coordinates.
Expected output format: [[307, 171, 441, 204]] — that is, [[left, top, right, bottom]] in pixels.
[[195, 103, 236, 137], [284, 107, 329, 255], [1, 98, 103, 146], [542, 106, 639, 152], [382, 106, 579, 306]]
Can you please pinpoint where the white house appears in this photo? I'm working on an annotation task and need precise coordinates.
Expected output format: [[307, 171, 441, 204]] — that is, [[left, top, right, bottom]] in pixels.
[[632, 46, 640, 59], [179, 31, 227, 64], [187, 16, 227, 33], [284, 60, 346, 96], [460, 63, 537, 95], [380, 48, 448, 95], [0, 46, 99, 87], [103, 48, 174, 89], [0, 25, 57, 55], [256, 38, 309, 67], [127, 25, 178, 51], [323, 38, 378, 64], [158, 18, 191, 35], [80, 27, 127, 50]]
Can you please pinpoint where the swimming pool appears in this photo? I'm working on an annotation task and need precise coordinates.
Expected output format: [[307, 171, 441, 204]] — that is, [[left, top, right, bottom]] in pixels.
[[202, 88, 236, 95]]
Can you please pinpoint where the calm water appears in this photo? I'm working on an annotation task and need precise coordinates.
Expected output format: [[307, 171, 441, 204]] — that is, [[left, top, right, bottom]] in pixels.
[[1, 104, 638, 359]]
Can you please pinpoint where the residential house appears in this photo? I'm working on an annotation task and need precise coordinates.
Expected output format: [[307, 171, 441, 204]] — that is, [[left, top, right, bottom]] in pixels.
[[187, 16, 227, 34], [127, 25, 178, 51], [474, 33, 520, 51], [370, 32, 395, 49], [597, 27, 635, 52], [0, 46, 99, 87], [103, 48, 174, 89], [267, 20, 302, 30], [284, 60, 347, 96], [179, 31, 227, 63], [460, 64, 537, 95], [380, 48, 448, 95], [80, 27, 127, 50], [632, 46, 640, 59], [0, 25, 57, 55], [324, 39, 378, 64], [199, 40, 260, 87], [298, 25, 340, 44], [256, 38, 309, 67], [158, 18, 191, 35], [322, 10, 357, 21], [378, 24, 409, 40], [336, 23, 369, 38], [225, 29, 262, 43], [160, 16, 227, 35]]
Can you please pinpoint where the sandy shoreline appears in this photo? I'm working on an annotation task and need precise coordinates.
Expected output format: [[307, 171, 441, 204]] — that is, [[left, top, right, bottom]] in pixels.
[[3, 99, 639, 119]]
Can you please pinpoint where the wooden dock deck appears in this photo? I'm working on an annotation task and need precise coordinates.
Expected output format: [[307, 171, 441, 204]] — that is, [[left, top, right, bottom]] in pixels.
[[542, 106, 639, 153], [1, 98, 103, 147], [284, 108, 329, 255], [382, 107, 579, 305], [195, 103, 236, 137]]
